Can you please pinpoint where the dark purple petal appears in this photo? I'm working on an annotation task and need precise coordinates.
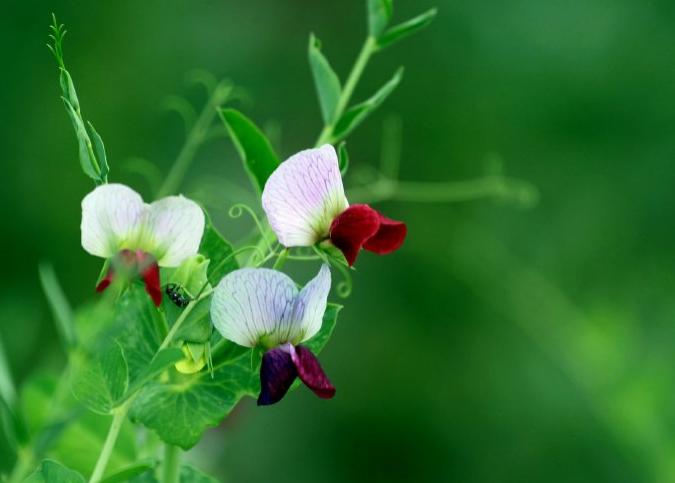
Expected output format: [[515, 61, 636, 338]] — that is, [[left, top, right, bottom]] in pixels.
[[292, 345, 336, 399], [258, 345, 298, 406]]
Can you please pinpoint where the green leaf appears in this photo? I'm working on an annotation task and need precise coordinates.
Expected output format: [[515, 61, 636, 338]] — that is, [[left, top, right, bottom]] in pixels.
[[0, 395, 26, 451], [337, 141, 349, 176], [100, 460, 158, 483], [130, 304, 341, 449], [199, 212, 238, 286], [25, 459, 86, 483], [219, 108, 280, 193], [18, 372, 137, 476], [63, 97, 101, 182], [180, 464, 219, 483], [70, 342, 129, 415], [54, 411, 137, 478], [38, 263, 76, 349], [0, 334, 27, 449], [112, 286, 166, 383], [0, 334, 16, 407], [377, 8, 437, 50], [87, 121, 110, 182], [130, 349, 256, 450], [304, 303, 342, 353], [367, 0, 393, 38], [123, 348, 184, 401], [18, 373, 66, 448], [332, 67, 404, 142], [59, 68, 80, 112], [308, 34, 342, 124], [50, 19, 107, 184]]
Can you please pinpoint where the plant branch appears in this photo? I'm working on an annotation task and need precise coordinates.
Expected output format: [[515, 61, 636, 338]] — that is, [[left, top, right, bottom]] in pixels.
[[88, 398, 133, 483], [315, 36, 377, 146], [87, 288, 211, 481]]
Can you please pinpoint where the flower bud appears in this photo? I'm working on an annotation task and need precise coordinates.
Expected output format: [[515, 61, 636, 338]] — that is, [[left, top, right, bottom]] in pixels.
[[165, 254, 210, 297], [174, 342, 208, 374]]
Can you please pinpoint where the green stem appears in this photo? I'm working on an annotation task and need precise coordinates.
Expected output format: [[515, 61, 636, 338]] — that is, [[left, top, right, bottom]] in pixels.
[[315, 36, 377, 146], [89, 399, 133, 483], [157, 83, 231, 198], [86, 289, 209, 481], [162, 444, 181, 483]]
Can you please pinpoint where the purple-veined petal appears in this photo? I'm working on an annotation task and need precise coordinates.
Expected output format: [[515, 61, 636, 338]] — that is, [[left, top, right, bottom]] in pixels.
[[286, 264, 331, 343], [141, 195, 205, 267], [211, 268, 297, 348], [258, 344, 298, 406], [292, 345, 335, 399], [262, 145, 349, 247], [81, 184, 145, 258]]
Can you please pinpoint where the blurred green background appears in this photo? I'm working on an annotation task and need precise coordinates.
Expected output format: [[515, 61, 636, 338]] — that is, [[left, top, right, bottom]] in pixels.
[[3, 0, 675, 481]]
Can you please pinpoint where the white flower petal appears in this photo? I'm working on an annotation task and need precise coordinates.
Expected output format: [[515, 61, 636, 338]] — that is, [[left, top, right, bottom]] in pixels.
[[211, 268, 298, 348], [287, 264, 332, 342], [262, 145, 348, 247], [81, 184, 145, 258], [142, 196, 205, 267]]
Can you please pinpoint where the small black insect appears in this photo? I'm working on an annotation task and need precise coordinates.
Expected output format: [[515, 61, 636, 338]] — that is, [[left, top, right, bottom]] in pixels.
[[165, 283, 191, 308]]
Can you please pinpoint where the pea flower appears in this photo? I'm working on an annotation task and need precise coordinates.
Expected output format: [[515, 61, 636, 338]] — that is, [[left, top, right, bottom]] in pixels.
[[262, 145, 407, 266], [81, 183, 205, 306], [211, 264, 335, 405]]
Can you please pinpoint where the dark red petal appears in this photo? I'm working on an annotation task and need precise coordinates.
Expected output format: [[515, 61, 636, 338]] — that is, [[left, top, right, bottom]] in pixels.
[[258, 346, 298, 406], [95, 269, 115, 293], [292, 345, 335, 399], [329, 204, 380, 266], [141, 262, 162, 307], [363, 212, 407, 255]]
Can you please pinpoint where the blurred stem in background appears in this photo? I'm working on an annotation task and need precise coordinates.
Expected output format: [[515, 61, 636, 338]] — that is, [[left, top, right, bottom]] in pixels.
[[349, 116, 538, 207], [310, 33, 537, 208], [156, 76, 232, 198]]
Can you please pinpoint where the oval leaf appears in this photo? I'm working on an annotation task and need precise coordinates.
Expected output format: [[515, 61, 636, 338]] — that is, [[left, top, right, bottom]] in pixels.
[[308, 34, 342, 124], [367, 0, 393, 38], [332, 67, 404, 142], [378, 8, 438, 50], [219, 109, 280, 193], [71, 341, 128, 415], [25, 459, 86, 483]]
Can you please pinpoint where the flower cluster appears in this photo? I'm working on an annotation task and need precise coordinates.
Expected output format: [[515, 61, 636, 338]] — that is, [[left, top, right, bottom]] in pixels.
[[81, 145, 406, 405]]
